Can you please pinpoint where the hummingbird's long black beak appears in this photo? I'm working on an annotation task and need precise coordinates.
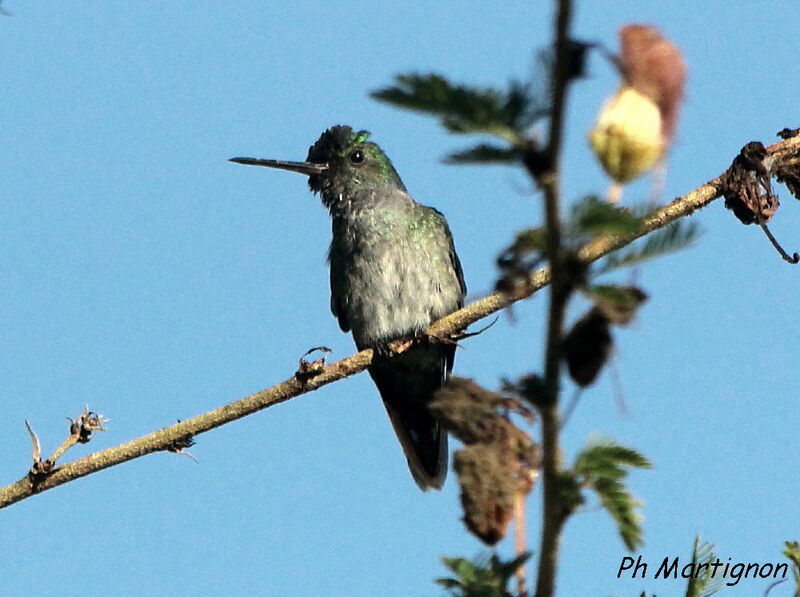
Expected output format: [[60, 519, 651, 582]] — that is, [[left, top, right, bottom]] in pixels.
[[228, 157, 328, 176]]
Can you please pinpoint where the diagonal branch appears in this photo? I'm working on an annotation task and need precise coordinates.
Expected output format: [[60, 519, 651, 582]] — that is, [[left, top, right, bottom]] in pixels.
[[1, 134, 798, 510]]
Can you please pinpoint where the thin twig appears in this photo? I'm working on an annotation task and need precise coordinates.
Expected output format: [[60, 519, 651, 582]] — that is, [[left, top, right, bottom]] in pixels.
[[1, 135, 798, 510], [514, 491, 529, 597], [760, 223, 800, 263]]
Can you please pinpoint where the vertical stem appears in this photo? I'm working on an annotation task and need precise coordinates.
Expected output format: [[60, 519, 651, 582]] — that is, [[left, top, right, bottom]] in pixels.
[[533, 1, 573, 596], [534, 406, 564, 597]]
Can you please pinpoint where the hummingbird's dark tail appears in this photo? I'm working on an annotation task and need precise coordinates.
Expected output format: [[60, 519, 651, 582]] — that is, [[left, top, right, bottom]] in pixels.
[[368, 343, 453, 491]]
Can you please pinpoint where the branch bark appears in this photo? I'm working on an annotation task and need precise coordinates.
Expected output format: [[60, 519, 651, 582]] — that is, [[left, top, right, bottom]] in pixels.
[[1, 134, 798, 510]]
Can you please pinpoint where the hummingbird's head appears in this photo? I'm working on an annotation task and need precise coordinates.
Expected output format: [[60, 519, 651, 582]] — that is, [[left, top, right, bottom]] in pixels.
[[230, 125, 406, 210]]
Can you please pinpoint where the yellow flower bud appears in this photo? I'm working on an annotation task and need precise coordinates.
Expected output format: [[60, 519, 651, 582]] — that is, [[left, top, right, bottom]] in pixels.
[[588, 86, 665, 183]]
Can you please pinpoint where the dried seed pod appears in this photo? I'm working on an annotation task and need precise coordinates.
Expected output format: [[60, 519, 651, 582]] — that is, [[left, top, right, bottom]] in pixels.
[[431, 378, 508, 445], [434, 378, 539, 545], [562, 309, 613, 387], [453, 445, 515, 546], [776, 160, 800, 200], [720, 141, 779, 225]]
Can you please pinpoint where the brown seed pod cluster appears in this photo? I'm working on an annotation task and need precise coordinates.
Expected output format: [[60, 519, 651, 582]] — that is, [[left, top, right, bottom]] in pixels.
[[719, 141, 778, 225], [430, 378, 539, 545], [775, 129, 800, 200], [718, 137, 800, 263]]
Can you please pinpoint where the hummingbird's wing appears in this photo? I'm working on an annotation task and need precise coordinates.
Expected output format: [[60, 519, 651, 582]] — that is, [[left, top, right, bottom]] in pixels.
[[326, 201, 465, 490], [431, 208, 467, 303], [328, 247, 351, 333], [427, 207, 466, 378], [368, 206, 464, 490], [330, 293, 350, 333]]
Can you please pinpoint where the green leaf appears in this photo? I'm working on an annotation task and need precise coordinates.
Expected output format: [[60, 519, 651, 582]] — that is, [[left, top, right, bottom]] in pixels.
[[573, 441, 651, 472], [592, 476, 644, 551], [572, 439, 651, 551], [582, 284, 647, 310], [434, 578, 464, 590], [597, 220, 699, 273], [445, 143, 522, 165], [782, 541, 800, 594], [558, 471, 585, 514], [372, 74, 542, 142], [510, 228, 548, 254], [685, 535, 724, 597], [436, 553, 528, 597], [570, 195, 642, 236], [444, 557, 477, 581], [492, 552, 531, 580], [783, 540, 800, 568], [582, 285, 648, 325]]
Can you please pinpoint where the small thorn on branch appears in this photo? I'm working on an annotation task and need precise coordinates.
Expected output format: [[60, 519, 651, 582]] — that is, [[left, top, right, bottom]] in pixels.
[[25, 420, 41, 463], [25, 420, 54, 483], [166, 432, 198, 463]]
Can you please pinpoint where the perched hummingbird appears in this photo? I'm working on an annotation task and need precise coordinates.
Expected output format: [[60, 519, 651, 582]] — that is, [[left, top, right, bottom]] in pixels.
[[231, 125, 466, 490]]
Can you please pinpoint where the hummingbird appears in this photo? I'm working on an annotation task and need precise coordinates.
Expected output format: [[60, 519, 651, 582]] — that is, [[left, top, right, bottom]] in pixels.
[[231, 125, 466, 490]]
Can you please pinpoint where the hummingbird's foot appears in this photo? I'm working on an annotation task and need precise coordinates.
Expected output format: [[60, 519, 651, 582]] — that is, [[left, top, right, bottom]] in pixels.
[[380, 336, 416, 356], [380, 328, 460, 356], [422, 329, 461, 346], [449, 316, 500, 343]]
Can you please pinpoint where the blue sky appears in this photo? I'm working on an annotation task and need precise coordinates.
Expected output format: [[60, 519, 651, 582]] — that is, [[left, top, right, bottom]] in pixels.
[[1, 2, 799, 596]]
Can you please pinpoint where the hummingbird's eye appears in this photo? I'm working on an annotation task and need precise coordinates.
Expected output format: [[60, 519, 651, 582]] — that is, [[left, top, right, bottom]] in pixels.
[[349, 150, 365, 164]]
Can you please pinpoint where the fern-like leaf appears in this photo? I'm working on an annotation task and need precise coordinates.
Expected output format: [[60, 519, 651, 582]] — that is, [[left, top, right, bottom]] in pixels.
[[597, 220, 699, 273], [372, 74, 542, 143], [685, 535, 723, 597], [445, 143, 522, 165], [593, 476, 644, 551], [782, 541, 800, 596], [435, 553, 529, 597], [572, 439, 651, 551], [582, 284, 647, 311], [570, 195, 642, 237], [573, 441, 651, 472]]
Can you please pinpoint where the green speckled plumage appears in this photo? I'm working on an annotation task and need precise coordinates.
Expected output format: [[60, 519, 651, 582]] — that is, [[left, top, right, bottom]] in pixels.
[[232, 125, 466, 490]]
